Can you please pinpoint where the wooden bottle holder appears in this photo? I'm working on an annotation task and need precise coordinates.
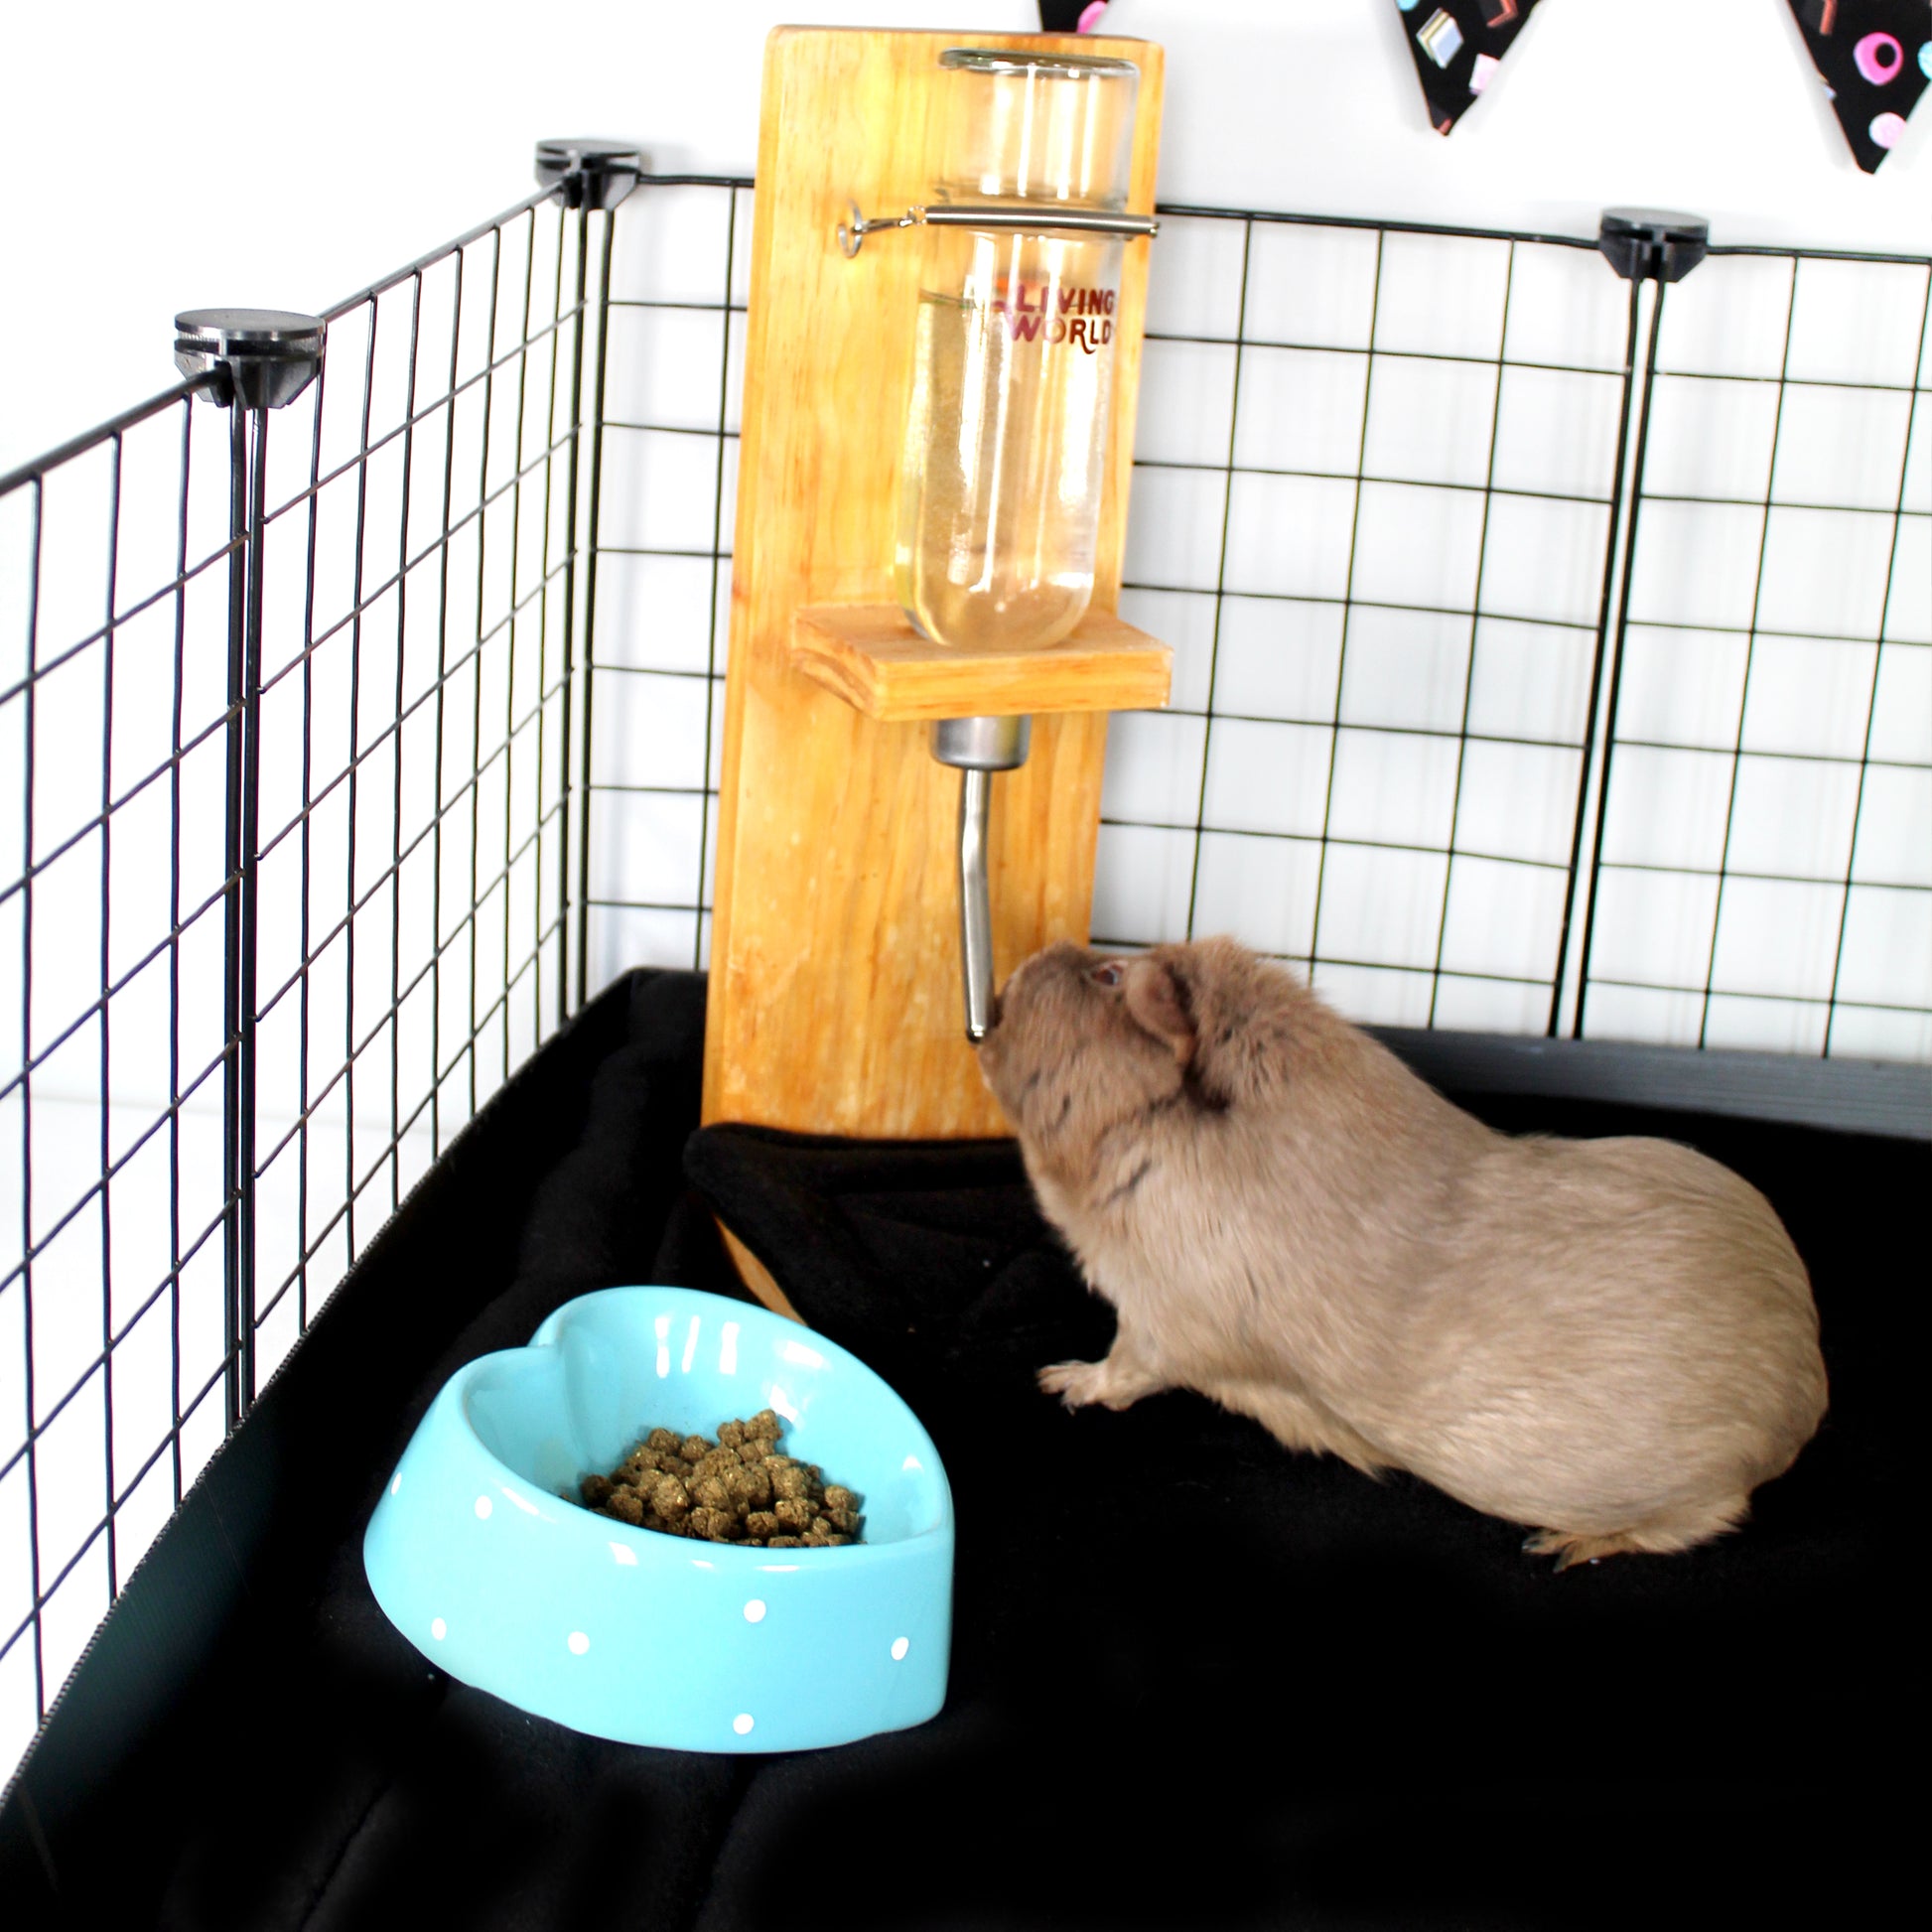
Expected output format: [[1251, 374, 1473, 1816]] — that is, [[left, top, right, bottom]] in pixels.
[[702, 27, 1168, 1303]]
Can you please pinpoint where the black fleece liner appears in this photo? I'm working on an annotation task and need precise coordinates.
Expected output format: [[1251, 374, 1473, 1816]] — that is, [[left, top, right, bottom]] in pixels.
[[678, 1115, 1908, 1932], [5, 970, 1910, 1928]]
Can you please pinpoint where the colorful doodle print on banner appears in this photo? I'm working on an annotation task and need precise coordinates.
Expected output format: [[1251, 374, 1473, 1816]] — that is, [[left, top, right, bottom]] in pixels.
[[1393, 0, 1547, 134], [1387, 0, 1927, 167], [1784, 0, 1930, 172]]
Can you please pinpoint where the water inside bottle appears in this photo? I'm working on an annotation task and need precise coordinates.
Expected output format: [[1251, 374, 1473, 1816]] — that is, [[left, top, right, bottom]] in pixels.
[[895, 230, 1120, 652]]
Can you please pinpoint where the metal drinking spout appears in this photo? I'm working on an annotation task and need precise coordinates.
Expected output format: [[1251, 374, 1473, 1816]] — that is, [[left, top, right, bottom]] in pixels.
[[956, 768, 996, 1041], [931, 715, 1032, 1041]]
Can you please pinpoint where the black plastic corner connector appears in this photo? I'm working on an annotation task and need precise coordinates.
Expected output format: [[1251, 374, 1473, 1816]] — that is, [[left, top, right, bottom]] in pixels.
[[1597, 208, 1711, 284], [535, 140, 644, 212]]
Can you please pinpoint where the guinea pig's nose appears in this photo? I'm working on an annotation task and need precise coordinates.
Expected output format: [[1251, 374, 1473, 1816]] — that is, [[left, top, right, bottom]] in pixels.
[[988, 986, 1005, 1032]]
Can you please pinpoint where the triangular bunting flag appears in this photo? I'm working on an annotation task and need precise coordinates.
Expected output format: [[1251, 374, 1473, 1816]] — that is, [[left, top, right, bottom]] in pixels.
[[1393, 0, 1547, 135], [1784, 1, 1929, 172]]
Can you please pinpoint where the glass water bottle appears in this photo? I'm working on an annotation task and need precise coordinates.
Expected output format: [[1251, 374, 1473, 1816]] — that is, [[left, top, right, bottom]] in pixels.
[[895, 50, 1141, 652]]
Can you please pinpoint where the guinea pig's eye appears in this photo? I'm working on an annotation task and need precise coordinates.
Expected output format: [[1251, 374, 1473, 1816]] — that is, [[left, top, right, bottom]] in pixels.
[[1089, 961, 1126, 989]]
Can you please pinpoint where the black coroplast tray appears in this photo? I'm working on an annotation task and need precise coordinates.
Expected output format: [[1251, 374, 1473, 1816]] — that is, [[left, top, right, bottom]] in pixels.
[[2, 970, 1913, 1930]]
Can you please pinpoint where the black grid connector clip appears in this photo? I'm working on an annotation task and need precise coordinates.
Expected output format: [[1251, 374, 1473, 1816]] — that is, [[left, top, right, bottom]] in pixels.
[[536, 139, 644, 211], [1597, 208, 1710, 285], [173, 309, 326, 411]]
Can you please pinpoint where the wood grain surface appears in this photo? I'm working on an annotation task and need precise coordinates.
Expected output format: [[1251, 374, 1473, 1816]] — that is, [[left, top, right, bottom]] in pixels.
[[791, 603, 1172, 721], [702, 26, 1165, 1141]]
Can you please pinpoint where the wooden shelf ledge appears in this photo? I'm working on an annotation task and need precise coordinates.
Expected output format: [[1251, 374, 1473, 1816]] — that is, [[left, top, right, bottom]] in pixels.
[[791, 603, 1172, 722]]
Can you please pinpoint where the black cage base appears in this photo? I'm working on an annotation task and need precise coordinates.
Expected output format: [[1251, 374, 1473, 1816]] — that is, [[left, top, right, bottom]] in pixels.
[[1, 972, 1915, 1929]]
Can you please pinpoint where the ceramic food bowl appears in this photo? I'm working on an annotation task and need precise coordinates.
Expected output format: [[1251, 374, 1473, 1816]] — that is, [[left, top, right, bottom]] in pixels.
[[363, 1286, 953, 1752]]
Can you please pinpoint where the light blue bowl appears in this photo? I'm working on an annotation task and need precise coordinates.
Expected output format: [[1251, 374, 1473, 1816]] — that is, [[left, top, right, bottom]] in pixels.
[[363, 1286, 953, 1752]]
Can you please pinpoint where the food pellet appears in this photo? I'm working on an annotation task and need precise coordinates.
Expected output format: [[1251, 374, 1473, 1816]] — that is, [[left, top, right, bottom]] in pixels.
[[571, 1414, 864, 1547]]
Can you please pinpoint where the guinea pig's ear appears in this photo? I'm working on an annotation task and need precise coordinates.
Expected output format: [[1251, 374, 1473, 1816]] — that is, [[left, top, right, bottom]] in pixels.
[[1124, 956, 1196, 1066]]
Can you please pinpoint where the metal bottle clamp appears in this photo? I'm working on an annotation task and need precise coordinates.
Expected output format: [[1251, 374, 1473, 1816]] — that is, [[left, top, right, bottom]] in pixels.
[[838, 202, 1159, 258]]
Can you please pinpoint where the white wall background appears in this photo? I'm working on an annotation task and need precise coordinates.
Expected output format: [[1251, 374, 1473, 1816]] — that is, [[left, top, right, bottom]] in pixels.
[[4, 0, 1925, 478], [1, 0, 1927, 1790]]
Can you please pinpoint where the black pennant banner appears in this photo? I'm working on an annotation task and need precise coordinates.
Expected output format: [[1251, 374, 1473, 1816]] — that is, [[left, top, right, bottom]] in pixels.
[[1783, 1, 1929, 173], [1393, 0, 1547, 135], [1383, 0, 1927, 170]]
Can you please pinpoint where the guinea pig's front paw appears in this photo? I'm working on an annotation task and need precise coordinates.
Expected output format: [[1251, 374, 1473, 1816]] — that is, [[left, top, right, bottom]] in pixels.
[[1036, 1359, 1112, 1410]]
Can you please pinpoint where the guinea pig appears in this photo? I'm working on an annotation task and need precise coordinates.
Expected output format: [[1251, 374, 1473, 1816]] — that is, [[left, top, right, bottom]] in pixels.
[[976, 936, 1827, 1567]]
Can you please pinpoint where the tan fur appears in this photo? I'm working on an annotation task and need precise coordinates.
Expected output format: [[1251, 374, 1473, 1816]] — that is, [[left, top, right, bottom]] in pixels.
[[977, 937, 1828, 1565]]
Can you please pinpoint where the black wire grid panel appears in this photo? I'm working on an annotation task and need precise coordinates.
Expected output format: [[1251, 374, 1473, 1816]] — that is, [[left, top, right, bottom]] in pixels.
[[578, 180, 752, 987], [588, 194, 1930, 1055], [1099, 209, 1931, 1056], [0, 171, 657, 1778], [1573, 246, 1930, 1059], [1, 171, 1928, 1784]]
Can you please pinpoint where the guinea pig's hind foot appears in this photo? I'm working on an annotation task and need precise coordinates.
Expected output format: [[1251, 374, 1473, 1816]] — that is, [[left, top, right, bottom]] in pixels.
[[1522, 1528, 1624, 1570], [1524, 1496, 1750, 1570]]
